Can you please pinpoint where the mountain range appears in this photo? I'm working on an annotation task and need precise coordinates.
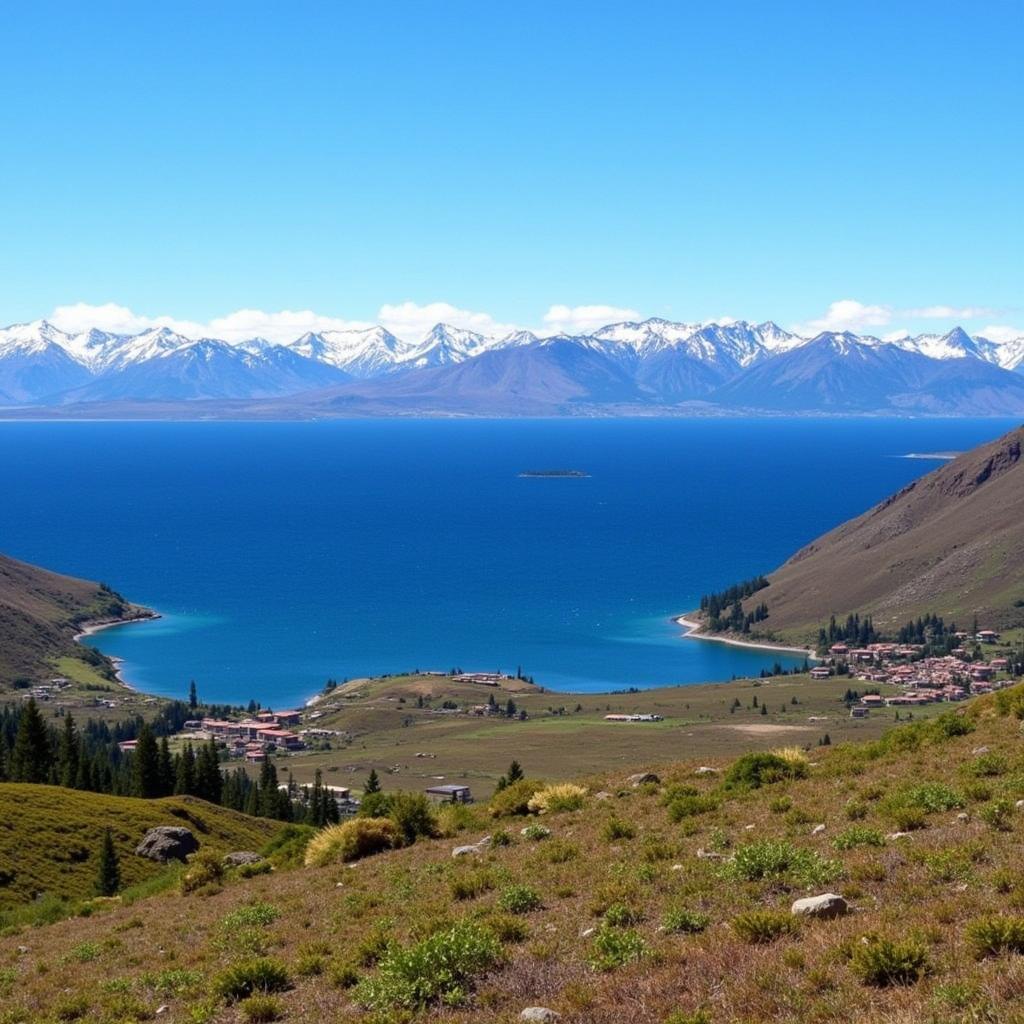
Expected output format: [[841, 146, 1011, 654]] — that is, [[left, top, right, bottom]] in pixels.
[[2, 316, 1024, 415]]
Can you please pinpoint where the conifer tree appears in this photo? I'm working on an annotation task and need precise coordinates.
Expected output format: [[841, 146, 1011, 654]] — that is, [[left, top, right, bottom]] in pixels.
[[57, 712, 79, 788], [188, 680, 198, 710], [95, 827, 120, 896], [364, 768, 381, 794], [506, 760, 524, 783], [175, 743, 197, 795], [132, 723, 161, 798], [157, 736, 174, 797], [10, 698, 50, 784]]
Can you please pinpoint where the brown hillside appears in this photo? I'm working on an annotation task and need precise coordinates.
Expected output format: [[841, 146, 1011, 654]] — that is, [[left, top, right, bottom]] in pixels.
[[752, 425, 1024, 638], [0, 553, 143, 686]]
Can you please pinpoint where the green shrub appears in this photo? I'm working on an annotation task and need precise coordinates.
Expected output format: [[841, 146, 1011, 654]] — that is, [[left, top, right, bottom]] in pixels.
[[662, 907, 710, 934], [329, 962, 360, 989], [731, 909, 797, 944], [180, 851, 225, 894], [491, 829, 513, 847], [769, 796, 793, 814], [540, 839, 578, 863], [214, 958, 292, 1002], [932, 711, 973, 738], [833, 827, 885, 850], [666, 794, 720, 821], [588, 925, 647, 971], [522, 824, 551, 841], [54, 995, 90, 1021], [528, 783, 587, 813], [237, 860, 273, 879], [239, 994, 284, 1022], [981, 799, 1015, 832], [727, 840, 840, 886], [488, 779, 544, 817], [261, 824, 316, 869], [450, 869, 496, 901], [353, 922, 502, 1009], [498, 885, 542, 914], [387, 791, 440, 844], [966, 916, 1024, 958], [483, 912, 530, 943], [724, 752, 807, 790], [221, 902, 280, 930], [967, 753, 1007, 777], [294, 942, 330, 977], [602, 817, 637, 841], [604, 902, 643, 927], [304, 817, 402, 866], [886, 806, 927, 832], [844, 800, 869, 820], [849, 937, 930, 986], [884, 782, 965, 816]]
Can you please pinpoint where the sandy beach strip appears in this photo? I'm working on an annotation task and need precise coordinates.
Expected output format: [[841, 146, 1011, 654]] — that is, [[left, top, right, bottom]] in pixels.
[[675, 615, 818, 659]]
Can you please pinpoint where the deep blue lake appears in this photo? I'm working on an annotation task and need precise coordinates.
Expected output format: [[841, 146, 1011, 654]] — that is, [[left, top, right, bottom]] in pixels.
[[0, 418, 1015, 705]]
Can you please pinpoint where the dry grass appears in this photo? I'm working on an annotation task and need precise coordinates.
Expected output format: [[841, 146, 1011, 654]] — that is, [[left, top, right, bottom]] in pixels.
[[4, 687, 1024, 1023]]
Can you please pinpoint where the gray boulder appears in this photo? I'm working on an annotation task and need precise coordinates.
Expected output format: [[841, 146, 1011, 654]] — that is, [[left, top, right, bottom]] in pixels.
[[791, 893, 849, 919], [223, 851, 264, 866], [135, 826, 199, 863], [521, 1009, 561, 1023], [628, 772, 660, 786]]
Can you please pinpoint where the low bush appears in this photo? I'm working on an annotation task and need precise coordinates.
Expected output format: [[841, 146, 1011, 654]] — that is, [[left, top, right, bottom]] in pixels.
[[967, 753, 1008, 777], [387, 791, 440, 844], [883, 782, 965, 817], [221, 902, 281, 930], [304, 817, 402, 866], [662, 907, 710, 934], [239, 994, 284, 1022], [588, 924, 647, 971], [489, 779, 544, 817], [833, 826, 885, 850], [666, 793, 720, 821], [261, 824, 316, 869], [849, 937, 930, 987], [214, 958, 292, 1002], [353, 922, 502, 1009], [604, 902, 643, 927], [731, 909, 797, 944], [450, 869, 496, 901], [727, 840, 841, 886], [981, 799, 1015, 832], [602, 817, 637, 841], [180, 851, 225, 894], [965, 915, 1024, 958], [528, 783, 587, 814], [522, 824, 551, 841], [498, 885, 542, 914], [724, 752, 808, 790]]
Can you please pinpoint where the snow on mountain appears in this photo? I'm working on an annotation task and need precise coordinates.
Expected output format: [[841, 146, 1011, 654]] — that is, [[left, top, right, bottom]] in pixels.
[[0, 321, 93, 402], [992, 336, 1024, 372], [289, 326, 408, 378], [397, 323, 494, 370], [592, 317, 704, 355], [890, 326, 1000, 363]]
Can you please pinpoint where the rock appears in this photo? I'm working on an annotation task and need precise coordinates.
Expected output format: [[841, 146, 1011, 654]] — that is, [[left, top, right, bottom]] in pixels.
[[696, 848, 723, 860], [956, 812, 970, 823], [744, 824, 755, 830], [694, 766, 718, 776], [1016, 799, 1024, 810], [476, 835, 492, 847], [452, 845, 482, 857], [156, 1007, 169, 1016], [135, 826, 199, 863], [671, 863, 684, 871], [580, 926, 595, 937], [628, 772, 660, 786], [886, 831, 913, 841], [16, 945, 28, 954], [811, 824, 826, 836], [521, 1009, 561, 1023], [972, 746, 990, 756], [223, 851, 264, 866], [594, 791, 613, 801], [791, 893, 849, 919]]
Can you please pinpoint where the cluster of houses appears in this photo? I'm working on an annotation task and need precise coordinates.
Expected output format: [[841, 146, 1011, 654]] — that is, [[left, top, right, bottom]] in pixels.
[[810, 632, 1016, 715], [186, 709, 306, 762], [603, 713, 664, 723]]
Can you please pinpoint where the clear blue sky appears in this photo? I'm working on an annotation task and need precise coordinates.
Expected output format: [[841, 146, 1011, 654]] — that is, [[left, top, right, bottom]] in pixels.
[[1, 0, 1021, 340]]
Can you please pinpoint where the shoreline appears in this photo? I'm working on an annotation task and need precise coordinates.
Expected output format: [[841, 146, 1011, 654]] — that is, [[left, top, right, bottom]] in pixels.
[[674, 614, 818, 659], [73, 609, 162, 692]]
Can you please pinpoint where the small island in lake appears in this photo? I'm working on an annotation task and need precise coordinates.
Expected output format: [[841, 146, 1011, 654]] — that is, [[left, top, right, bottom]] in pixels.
[[518, 469, 590, 478]]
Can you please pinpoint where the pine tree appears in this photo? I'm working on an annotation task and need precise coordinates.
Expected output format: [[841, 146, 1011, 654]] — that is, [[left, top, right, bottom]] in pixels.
[[57, 712, 79, 788], [157, 736, 174, 796], [132, 723, 161, 798], [10, 698, 51, 784], [95, 827, 121, 896], [175, 744, 197, 795], [364, 768, 381, 794], [506, 760, 524, 783], [188, 680, 198, 710]]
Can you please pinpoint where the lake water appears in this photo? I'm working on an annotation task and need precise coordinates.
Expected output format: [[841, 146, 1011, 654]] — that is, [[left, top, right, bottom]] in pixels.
[[0, 418, 1014, 706]]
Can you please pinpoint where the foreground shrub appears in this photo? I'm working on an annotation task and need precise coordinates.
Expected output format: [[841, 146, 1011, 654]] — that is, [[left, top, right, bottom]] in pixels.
[[180, 851, 225, 894], [849, 937, 930, 987], [724, 752, 807, 790], [240, 994, 284, 1022], [354, 922, 502, 1009], [883, 782, 965, 817], [498, 885, 542, 914], [604, 902, 643, 927], [727, 840, 840, 886], [387, 792, 440, 844], [966, 916, 1024, 958], [588, 924, 647, 971], [304, 818, 402, 866], [981, 798, 1015, 832], [214, 958, 292, 1002], [602, 817, 637, 841], [528, 783, 587, 814], [666, 793, 720, 821], [488, 779, 544, 817], [833, 826, 885, 851], [662, 907, 710, 934], [261, 824, 316, 869], [731, 909, 798, 944]]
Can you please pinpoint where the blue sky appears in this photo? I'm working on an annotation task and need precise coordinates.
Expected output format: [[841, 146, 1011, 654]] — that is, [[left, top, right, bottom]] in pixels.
[[1, 0, 1021, 342]]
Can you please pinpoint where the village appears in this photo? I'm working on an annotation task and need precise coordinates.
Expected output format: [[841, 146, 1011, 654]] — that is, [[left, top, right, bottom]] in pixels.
[[814, 628, 1018, 716]]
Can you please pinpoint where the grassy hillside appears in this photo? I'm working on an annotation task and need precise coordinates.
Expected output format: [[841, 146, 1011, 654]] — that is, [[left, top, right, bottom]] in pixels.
[[0, 552, 150, 690], [0, 785, 280, 909], [742, 425, 1024, 641], [6, 688, 1024, 1022]]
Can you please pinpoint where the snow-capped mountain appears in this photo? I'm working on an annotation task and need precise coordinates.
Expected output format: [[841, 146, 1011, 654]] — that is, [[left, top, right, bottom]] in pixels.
[[289, 326, 408, 379], [1, 313, 1023, 410]]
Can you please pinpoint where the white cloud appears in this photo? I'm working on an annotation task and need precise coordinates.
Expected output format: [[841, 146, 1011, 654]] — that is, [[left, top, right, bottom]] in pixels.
[[882, 329, 912, 342], [794, 299, 893, 336], [977, 324, 1024, 344], [541, 304, 642, 335], [904, 305, 995, 319], [376, 301, 521, 342]]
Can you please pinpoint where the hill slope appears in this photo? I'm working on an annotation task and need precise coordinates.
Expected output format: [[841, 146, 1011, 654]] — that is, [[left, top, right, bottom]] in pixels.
[[749, 425, 1024, 638], [0, 785, 280, 908], [0, 553, 149, 688], [4, 688, 1024, 1023]]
